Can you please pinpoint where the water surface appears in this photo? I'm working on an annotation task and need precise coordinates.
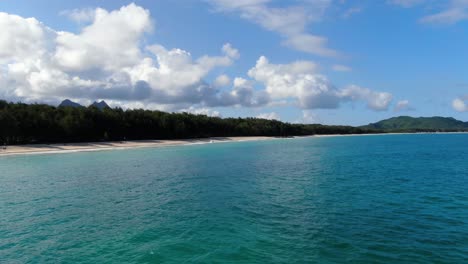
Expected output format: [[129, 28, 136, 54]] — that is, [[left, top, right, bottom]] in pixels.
[[1, 134, 468, 263]]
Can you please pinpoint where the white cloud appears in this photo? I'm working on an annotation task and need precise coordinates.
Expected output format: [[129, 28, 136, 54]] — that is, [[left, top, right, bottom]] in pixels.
[[60, 8, 96, 23], [248, 56, 339, 109], [332, 64, 352, 72], [0, 5, 248, 108], [283, 34, 337, 57], [222, 43, 240, 59], [137, 43, 236, 102], [0, 13, 52, 63], [256, 112, 280, 120], [452, 96, 468, 112], [394, 100, 414, 111], [0, 3, 393, 116], [299, 110, 320, 124], [206, 0, 337, 57], [207, 77, 270, 107], [247, 56, 392, 110], [180, 106, 221, 117], [55, 3, 152, 72], [213, 74, 231, 87], [340, 85, 393, 111], [392, 0, 468, 24], [420, 3, 468, 24], [388, 0, 425, 8]]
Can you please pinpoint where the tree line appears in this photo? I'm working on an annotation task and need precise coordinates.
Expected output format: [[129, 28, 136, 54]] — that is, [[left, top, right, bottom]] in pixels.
[[0, 100, 374, 145]]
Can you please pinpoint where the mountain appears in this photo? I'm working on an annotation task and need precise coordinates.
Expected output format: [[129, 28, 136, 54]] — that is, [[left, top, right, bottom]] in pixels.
[[90, 100, 110, 110], [59, 99, 110, 110], [58, 99, 83, 108], [361, 116, 468, 132]]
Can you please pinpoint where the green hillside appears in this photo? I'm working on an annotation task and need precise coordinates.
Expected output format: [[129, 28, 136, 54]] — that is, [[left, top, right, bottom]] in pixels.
[[362, 116, 468, 132]]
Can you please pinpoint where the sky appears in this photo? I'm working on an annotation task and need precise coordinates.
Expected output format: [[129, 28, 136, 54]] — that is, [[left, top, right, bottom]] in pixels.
[[1, 0, 468, 125]]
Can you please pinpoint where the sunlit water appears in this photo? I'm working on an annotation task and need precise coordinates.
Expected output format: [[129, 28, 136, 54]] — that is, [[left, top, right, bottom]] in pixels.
[[1, 134, 468, 263]]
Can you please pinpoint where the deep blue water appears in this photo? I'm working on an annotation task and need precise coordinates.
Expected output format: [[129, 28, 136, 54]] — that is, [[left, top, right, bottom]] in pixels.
[[1, 134, 468, 263]]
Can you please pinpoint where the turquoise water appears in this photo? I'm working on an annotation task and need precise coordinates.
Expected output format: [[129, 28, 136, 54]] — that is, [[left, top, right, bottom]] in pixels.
[[1, 134, 468, 263]]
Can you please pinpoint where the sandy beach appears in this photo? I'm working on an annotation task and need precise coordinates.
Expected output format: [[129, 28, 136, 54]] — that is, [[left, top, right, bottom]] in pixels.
[[2, 132, 466, 157], [0, 136, 281, 157]]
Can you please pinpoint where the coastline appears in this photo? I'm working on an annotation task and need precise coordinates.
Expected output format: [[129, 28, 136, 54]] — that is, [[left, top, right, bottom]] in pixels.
[[0, 136, 282, 157], [1, 132, 467, 157]]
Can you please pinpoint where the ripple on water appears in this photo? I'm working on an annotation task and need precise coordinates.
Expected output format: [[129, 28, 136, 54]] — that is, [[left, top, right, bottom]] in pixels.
[[1, 135, 468, 263]]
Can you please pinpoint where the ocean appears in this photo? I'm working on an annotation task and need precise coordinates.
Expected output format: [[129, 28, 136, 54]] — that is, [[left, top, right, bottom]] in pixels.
[[1, 134, 467, 263]]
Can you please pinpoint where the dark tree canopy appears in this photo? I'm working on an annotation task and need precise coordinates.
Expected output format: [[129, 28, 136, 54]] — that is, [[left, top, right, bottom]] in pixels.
[[0, 100, 372, 145]]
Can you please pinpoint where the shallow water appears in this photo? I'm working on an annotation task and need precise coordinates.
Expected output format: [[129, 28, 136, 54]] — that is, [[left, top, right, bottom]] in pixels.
[[1, 134, 468, 263]]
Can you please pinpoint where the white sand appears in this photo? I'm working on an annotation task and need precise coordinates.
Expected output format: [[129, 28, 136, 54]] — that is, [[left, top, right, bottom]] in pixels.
[[0, 136, 278, 156], [1, 132, 465, 157]]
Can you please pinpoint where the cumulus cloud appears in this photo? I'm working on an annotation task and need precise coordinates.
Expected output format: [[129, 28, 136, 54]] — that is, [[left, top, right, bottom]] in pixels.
[[452, 96, 468, 112], [60, 8, 96, 23], [247, 56, 392, 110], [213, 74, 231, 87], [0, 13, 52, 63], [207, 77, 270, 107], [0, 4, 158, 102], [299, 110, 320, 124], [256, 112, 280, 120], [0, 4, 250, 109], [332, 64, 352, 72], [222, 43, 240, 59], [0, 3, 393, 115], [206, 0, 337, 57], [248, 56, 339, 109], [133, 43, 237, 105], [339, 85, 393, 111], [55, 4, 152, 72], [180, 106, 221, 117], [394, 100, 414, 111]]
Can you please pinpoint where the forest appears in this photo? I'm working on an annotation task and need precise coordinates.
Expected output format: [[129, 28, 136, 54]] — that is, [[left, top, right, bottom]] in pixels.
[[0, 100, 374, 145]]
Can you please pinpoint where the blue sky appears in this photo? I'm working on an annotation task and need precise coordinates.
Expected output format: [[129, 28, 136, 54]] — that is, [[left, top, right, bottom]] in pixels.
[[1, 0, 468, 125]]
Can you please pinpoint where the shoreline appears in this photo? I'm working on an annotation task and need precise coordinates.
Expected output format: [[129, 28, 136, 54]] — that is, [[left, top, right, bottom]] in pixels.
[[1, 132, 467, 157], [0, 136, 283, 157]]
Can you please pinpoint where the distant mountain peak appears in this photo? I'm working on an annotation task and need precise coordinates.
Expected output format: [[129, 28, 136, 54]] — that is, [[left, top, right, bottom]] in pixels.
[[58, 99, 83, 108], [90, 100, 110, 110]]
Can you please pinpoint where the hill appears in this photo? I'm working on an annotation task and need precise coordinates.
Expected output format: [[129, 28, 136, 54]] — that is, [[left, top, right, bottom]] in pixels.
[[58, 99, 83, 108], [59, 99, 111, 110], [361, 116, 468, 132], [90, 100, 110, 110]]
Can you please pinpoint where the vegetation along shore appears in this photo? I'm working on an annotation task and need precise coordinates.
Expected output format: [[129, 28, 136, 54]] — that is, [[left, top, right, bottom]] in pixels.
[[1, 100, 467, 148]]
